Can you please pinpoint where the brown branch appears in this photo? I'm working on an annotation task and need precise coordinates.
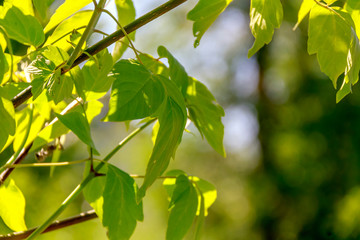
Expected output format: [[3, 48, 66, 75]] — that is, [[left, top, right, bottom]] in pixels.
[[0, 143, 33, 186], [11, 0, 187, 109], [0, 210, 97, 240]]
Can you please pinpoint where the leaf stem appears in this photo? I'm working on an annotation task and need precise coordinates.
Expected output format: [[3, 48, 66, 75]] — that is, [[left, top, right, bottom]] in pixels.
[[25, 119, 155, 239], [64, 0, 107, 70]]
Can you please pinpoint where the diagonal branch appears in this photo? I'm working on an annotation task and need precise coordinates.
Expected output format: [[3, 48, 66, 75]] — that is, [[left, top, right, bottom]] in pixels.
[[11, 0, 187, 109], [0, 210, 97, 240]]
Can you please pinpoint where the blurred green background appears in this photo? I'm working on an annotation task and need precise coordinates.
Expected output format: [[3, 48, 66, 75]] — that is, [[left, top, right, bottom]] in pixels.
[[3, 0, 360, 239]]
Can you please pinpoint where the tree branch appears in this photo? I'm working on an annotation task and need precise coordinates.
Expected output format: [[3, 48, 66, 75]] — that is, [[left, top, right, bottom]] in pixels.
[[11, 0, 187, 109], [0, 210, 97, 240]]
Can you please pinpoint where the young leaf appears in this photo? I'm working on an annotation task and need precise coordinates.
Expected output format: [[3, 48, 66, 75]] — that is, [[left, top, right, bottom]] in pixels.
[[293, 0, 315, 30], [0, 178, 27, 231], [308, 5, 354, 87], [44, 10, 92, 51], [0, 4, 44, 47], [44, 0, 92, 33], [157, 46, 188, 97], [105, 60, 164, 121], [187, 77, 225, 157], [138, 77, 186, 200], [0, 92, 15, 152], [166, 174, 198, 240], [55, 111, 98, 153], [187, 0, 233, 47], [102, 165, 143, 240], [112, 0, 136, 62], [83, 49, 114, 100], [248, 0, 283, 57]]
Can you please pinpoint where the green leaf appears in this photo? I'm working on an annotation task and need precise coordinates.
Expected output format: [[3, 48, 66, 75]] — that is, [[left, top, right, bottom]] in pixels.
[[83, 49, 114, 100], [44, 0, 92, 33], [166, 174, 198, 240], [346, 0, 360, 39], [105, 60, 164, 121], [31, 100, 102, 152], [0, 46, 9, 83], [0, 91, 15, 152], [33, 0, 55, 23], [112, 0, 136, 62], [293, 0, 315, 30], [0, 178, 27, 231], [163, 170, 217, 216], [83, 163, 108, 222], [0, 4, 44, 47], [248, 0, 283, 57], [103, 165, 143, 240], [194, 192, 205, 240], [5, 0, 34, 16], [187, 0, 233, 47], [308, 6, 354, 87], [44, 10, 92, 51], [139, 53, 169, 77], [187, 77, 225, 156], [55, 111, 98, 153], [157, 46, 188, 97], [13, 109, 45, 153], [138, 77, 186, 201]]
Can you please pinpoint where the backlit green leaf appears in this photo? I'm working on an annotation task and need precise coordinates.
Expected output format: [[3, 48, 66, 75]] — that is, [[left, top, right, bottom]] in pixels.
[[0, 90, 15, 152], [112, 0, 136, 62], [83, 49, 114, 100], [31, 100, 102, 152], [308, 6, 354, 87], [187, 77, 225, 156], [105, 60, 164, 121], [248, 0, 283, 57], [166, 174, 198, 240], [44, 0, 92, 33], [103, 165, 143, 240], [0, 46, 9, 83], [158, 46, 188, 96], [293, 0, 315, 30], [138, 77, 186, 200], [139, 53, 169, 77], [187, 0, 233, 47], [0, 178, 27, 231], [6, 0, 34, 16], [44, 10, 92, 51], [55, 111, 98, 152], [33, 0, 55, 23], [0, 4, 44, 47]]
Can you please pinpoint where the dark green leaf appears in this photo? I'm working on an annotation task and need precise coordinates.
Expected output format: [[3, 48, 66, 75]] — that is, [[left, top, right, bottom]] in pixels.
[[187, 0, 233, 47], [0, 178, 27, 231], [83, 49, 114, 100], [112, 0, 136, 62], [83, 163, 108, 222], [157, 46, 188, 96], [55, 111, 98, 153], [166, 174, 198, 240], [138, 77, 186, 201], [105, 60, 164, 121], [247, 0, 283, 57], [0, 4, 44, 47], [187, 77, 225, 156], [103, 165, 143, 240]]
